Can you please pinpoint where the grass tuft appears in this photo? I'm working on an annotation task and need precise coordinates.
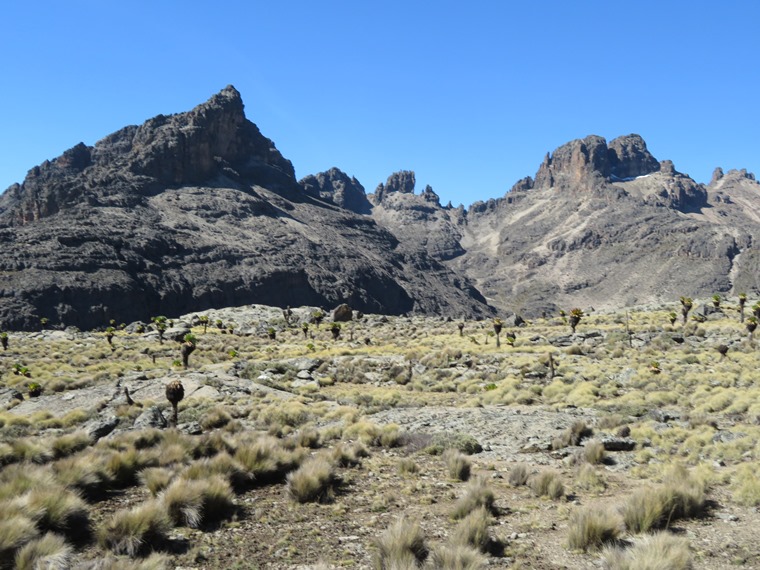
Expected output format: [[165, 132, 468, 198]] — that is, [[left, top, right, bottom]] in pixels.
[[443, 449, 472, 481], [286, 455, 337, 503], [508, 463, 530, 487], [14, 532, 72, 570], [452, 477, 496, 520], [529, 469, 565, 500], [602, 532, 691, 569], [428, 544, 487, 569], [567, 505, 623, 552], [98, 500, 172, 556], [373, 517, 428, 569]]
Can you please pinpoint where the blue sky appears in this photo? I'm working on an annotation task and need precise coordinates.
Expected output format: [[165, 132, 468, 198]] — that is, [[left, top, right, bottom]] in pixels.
[[1, 1, 758, 207]]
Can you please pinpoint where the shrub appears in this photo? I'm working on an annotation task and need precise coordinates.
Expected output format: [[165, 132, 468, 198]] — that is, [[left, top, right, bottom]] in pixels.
[[602, 533, 691, 569], [566, 505, 622, 552], [426, 432, 482, 455], [373, 517, 427, 569], [14, 532, 72, 570], [508, 463, 530, 487], [452, 477, 496, 520], [98, 501, 172, 556], [286, 455, 336, 503], [429, 544, 487, 569], [444, 449, 471, 481], [529, 469, 565, 500]]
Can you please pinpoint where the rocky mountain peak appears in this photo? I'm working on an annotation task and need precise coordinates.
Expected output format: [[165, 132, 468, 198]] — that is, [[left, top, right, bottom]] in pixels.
[[374, 170, 416, 202], [0, 85, 296, 226], [533, 135, 610, 191], [607, 134, 660, 179], [299, 167, 372, 214], [533, 134, 662, 191]]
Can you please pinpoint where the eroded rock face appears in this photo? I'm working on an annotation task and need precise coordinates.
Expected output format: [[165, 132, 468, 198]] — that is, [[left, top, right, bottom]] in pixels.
[[374, 170, 416, 203], [299, 168, 372, 214], [0, 88, 493, 329], [607, 134, 660, 179]]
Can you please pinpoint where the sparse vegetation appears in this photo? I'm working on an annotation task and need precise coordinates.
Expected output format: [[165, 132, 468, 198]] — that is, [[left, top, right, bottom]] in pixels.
[[0, 300, 756, 567]]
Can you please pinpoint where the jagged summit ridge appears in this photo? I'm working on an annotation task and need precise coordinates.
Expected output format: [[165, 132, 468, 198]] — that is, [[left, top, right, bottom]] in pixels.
[[0, 85, 295, 226], [0, 87, 493, 329]]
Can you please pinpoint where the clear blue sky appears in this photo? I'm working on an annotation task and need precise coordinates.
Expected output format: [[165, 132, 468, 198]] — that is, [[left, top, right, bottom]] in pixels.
[[1, 1, 758, 207]]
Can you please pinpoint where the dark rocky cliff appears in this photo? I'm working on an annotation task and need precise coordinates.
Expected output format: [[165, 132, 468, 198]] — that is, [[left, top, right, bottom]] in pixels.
[[0, 87, 493, 329]]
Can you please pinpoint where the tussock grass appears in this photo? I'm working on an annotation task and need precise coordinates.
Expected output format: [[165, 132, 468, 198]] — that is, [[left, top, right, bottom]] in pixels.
[[161, 475, 234, 528], [0, 464, 57, 500], [52, 454, 111, 499], [732, 464, 760, 506], [452, 477, 496, 520], [14, 532, 72, 570], [576, 463, 607, 492], [566, 505, 623, 552], [373, 517, 427, 569], [139, 467, 175, 496], [583, 440, 606, 464], [190, 431, 236, 458], [0, 515, 38, 567], [529, 469, 565, 500], [82, 553, 171, 569], [602, 532, 691, 569], [292, 427, 322, 449], [622, 471, 707, 533], [10, 438, 54, 464], [552, 421, 592, 450], [21, 486, 90, 540], [50, 431, 92, 458], [451, 506, 492, 552], [234, 436, 305, 482], [101, 447, 157, 487], [332, 441, 370, 468], [182, 452, 251, 491], [443, 449, 471, 481], [200, 406, 232, 429], [98, 500, 172, 556], [428, 544, 487, 569], [286, 455, 337, 503], [508, 463, 530, 487], [398, 457, 419, 475]]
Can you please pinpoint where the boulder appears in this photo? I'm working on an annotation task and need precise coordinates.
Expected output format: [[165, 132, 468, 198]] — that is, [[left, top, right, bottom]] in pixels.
[[133, 406, 168, 429], [332, 304, 353, 322]]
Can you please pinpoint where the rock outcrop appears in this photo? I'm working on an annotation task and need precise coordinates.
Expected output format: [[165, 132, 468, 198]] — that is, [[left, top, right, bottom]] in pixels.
[[299, 168, 372, 215], [0, 87, 493, 329]]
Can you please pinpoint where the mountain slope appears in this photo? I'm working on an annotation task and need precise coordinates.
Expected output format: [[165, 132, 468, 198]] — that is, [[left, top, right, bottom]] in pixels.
[[0, 87, 492, 329], [360, 135, 760, 316]]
